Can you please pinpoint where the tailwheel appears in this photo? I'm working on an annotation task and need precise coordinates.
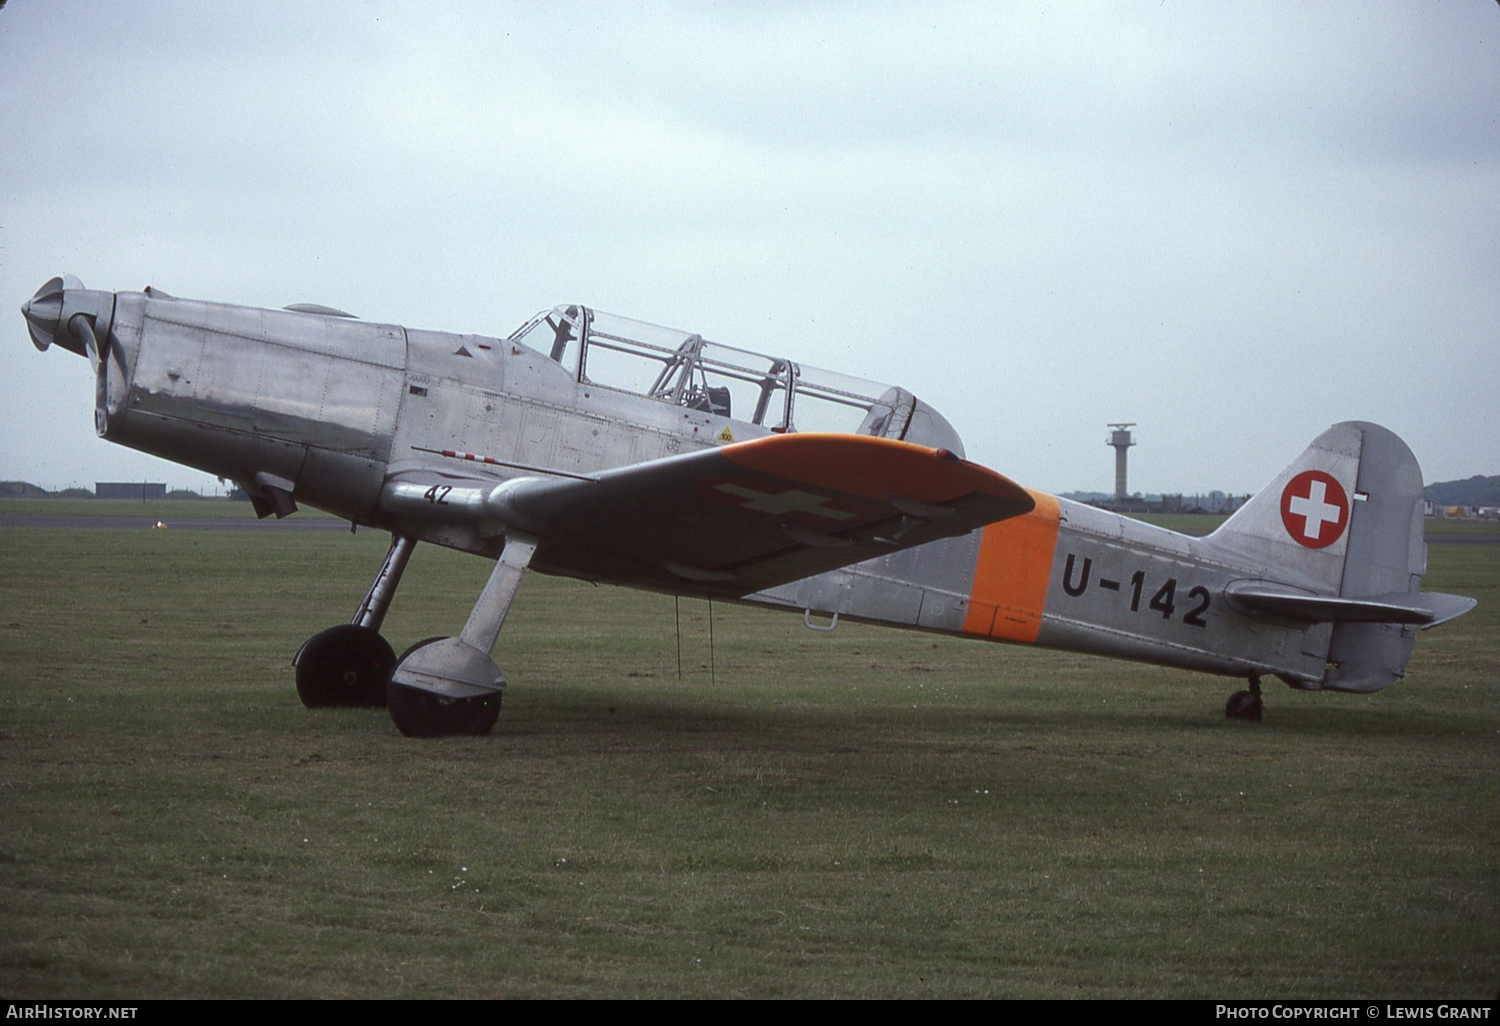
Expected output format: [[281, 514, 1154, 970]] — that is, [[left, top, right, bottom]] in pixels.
[[386, 638, 502, 738], [1225, 675, 1264, 722], [293, 624, 395, 708]]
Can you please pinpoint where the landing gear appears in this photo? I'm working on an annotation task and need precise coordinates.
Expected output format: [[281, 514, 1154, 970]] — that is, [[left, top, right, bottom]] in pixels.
[[292, 533, 414, 709], [387, 637, 500, 737], [387, 638, 502, 737], [293, 528, 538, 737], [386, 531, 538, 738], [1225, 675, 1264, 721], [387, 686, 502, 737], [294, 624, 393, 707]]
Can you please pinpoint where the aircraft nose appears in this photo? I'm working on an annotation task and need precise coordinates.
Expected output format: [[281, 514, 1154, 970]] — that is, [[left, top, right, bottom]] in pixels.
[[22, 275, 112, 360], [22, 275, 71, 353]]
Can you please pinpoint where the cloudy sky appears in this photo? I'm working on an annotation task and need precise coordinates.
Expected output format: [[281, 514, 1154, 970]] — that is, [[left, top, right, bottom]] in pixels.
[[2, 1, 1496, 497]]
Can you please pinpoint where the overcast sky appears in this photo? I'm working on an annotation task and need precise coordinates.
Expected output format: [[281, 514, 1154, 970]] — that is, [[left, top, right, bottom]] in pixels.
[[2, 1, 1496, 497]]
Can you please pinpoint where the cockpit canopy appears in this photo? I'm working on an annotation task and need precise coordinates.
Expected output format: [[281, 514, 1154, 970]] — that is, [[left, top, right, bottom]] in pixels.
[[508, 305, 965, 455]]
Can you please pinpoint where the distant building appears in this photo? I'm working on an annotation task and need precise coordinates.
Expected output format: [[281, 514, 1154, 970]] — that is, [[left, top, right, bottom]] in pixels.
[[1107, 423, 1136, 502], [96, 482, 167, 500], [1423, 501, 1489, 519]]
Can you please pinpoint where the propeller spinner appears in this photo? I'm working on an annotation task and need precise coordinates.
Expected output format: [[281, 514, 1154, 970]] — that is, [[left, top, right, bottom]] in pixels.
[[21, 274, 114, 367]]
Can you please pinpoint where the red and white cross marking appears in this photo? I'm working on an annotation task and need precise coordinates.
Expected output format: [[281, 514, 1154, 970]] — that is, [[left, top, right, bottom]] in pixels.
[[712, 482, 857, 520], [1279, 470, 1349, 549]]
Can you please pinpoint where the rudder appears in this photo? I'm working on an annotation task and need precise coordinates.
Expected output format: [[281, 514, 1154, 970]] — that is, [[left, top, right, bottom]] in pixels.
[[1324, 422, 1426, 692]]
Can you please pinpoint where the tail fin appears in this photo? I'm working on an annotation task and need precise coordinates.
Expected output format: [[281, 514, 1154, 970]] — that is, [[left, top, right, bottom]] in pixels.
[[1208, 421, 1475, 693]]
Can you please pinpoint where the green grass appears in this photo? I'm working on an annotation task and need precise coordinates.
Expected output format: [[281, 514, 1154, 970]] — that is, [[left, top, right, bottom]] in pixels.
[[1130, 512, 1228, 535], [1, 527, 1496, 998], [1422, 518, 1500, 536], [0, 497, 338, 518]]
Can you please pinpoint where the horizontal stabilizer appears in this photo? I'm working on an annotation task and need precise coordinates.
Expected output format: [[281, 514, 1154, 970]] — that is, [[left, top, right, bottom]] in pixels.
[[1414, 592, 1482, 628], [1226, 581, 1477, 628]]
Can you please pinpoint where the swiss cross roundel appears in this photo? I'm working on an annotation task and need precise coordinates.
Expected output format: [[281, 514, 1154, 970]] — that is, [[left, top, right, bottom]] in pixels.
[[1279, 470, 1349, 549]]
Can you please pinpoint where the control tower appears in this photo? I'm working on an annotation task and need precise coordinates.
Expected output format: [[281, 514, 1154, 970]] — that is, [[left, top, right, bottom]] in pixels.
[[1107, 423, 1135, 502]]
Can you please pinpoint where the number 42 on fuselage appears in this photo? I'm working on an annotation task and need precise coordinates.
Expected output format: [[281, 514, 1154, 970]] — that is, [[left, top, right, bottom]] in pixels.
[[22, 276, 1477, 736]]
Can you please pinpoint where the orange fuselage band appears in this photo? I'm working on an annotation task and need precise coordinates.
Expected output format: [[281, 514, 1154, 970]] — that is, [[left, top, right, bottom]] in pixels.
[[962, 490, 1060, 643]]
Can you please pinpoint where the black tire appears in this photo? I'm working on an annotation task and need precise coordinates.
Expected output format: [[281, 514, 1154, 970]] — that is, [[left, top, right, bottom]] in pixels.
[[1225, 689, 1263, 722], [294, 625, 395, 708], [386, 684, 502, 738], [398, 636, 447, 662], [386, 638, 502, 738]]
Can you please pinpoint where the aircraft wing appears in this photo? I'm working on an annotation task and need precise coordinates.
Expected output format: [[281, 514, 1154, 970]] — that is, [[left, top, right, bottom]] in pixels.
[[384, 434, 1034, 597]]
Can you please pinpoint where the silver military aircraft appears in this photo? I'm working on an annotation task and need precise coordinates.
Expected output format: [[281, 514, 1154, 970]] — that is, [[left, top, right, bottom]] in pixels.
[[22, 275, 1476, 737]]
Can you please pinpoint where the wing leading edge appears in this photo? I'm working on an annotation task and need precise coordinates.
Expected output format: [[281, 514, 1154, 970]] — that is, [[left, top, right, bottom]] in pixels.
[[380, 433, 1034, 597]]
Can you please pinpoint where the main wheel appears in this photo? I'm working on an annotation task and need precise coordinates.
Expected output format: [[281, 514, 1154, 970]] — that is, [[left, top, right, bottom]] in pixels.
[[1224, 689, 1263, 721], [294, 625, 395, 708], [386, 638, 502, 738], [386, 685, 502, 738]]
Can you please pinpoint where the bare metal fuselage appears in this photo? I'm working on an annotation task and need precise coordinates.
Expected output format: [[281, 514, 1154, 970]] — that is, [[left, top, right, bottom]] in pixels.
[[34, 280, 1466, 710]]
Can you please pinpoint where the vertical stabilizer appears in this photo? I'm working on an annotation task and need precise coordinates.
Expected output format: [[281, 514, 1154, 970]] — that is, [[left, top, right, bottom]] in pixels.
[[1207, 422, 1364, 594], [1209, 421, 1431, 693]]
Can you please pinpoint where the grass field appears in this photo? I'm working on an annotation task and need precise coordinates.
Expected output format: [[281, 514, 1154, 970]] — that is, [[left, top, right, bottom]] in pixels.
[[0, 497, 338, 519], [1, 524, 1496, 998]]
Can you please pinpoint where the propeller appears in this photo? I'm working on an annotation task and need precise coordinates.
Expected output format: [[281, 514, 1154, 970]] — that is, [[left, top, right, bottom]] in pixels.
[[21, 275, 113, 370], [21, 275, 76, 353]]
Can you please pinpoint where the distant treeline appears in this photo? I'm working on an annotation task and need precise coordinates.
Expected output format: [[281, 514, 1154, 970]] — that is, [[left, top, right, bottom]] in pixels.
[[1425, 475, 1500, 507]]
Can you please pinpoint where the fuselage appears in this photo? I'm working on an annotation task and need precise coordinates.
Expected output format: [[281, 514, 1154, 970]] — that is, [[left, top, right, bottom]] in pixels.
[[65, 286, 1340, 689]]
